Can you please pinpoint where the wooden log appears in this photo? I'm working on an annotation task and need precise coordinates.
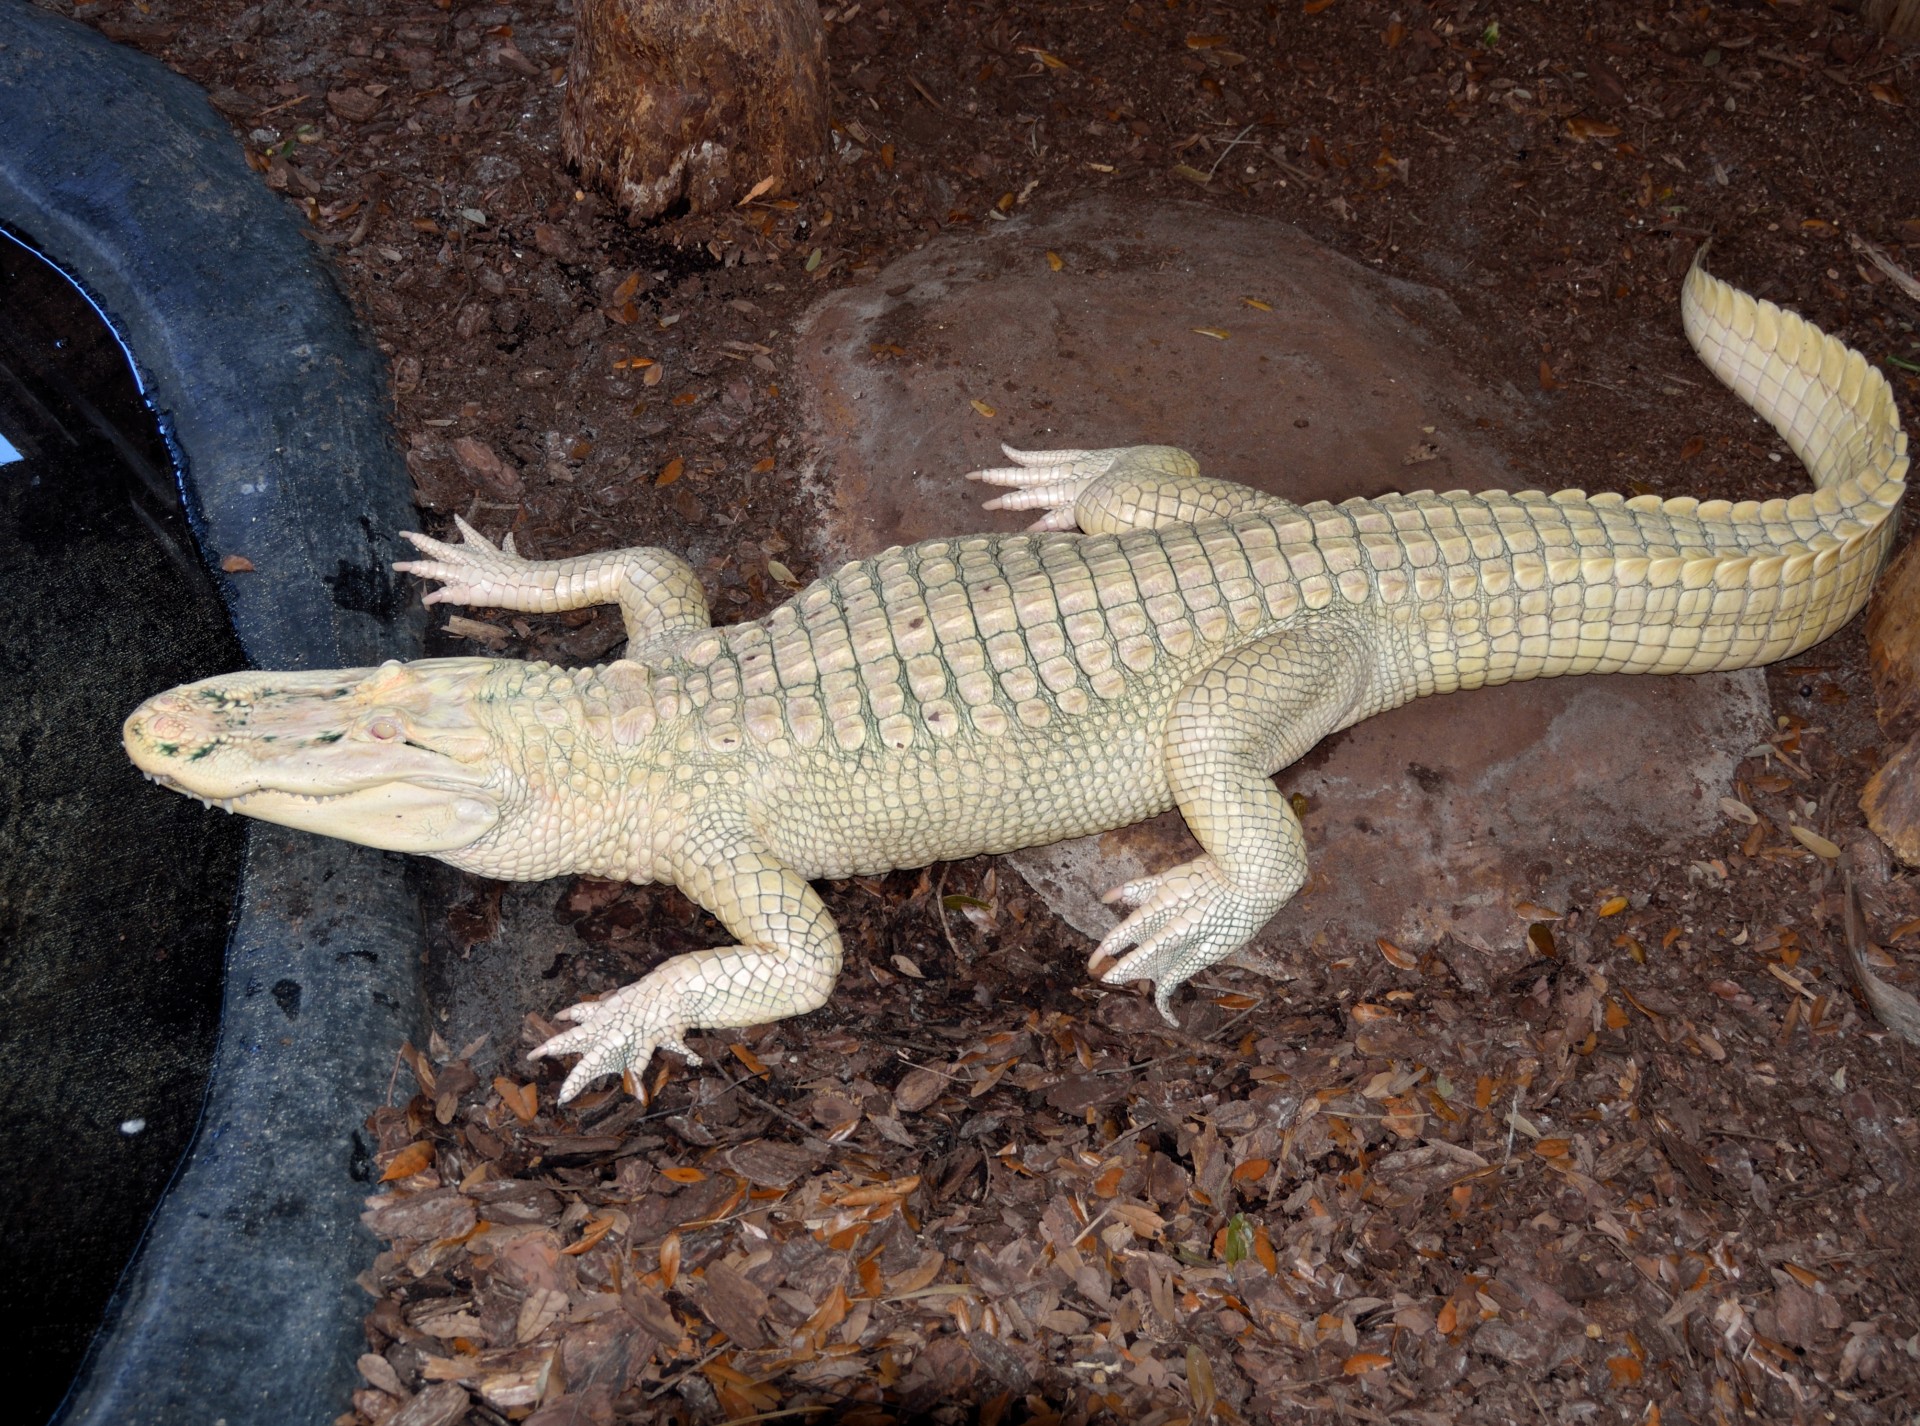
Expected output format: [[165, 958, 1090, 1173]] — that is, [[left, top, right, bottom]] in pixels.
[[561, 0, 828, 222], [1864, 0, 1920, 40], [1866, 536, 1920, 743], [1864, 732, 1920, 867]]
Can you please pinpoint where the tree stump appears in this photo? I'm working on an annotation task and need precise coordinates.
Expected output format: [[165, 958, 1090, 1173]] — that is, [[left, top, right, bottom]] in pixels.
[[1865, 0, 1920, 40], [561, 0, 829, 222], [1861, 538, 1920, 863]]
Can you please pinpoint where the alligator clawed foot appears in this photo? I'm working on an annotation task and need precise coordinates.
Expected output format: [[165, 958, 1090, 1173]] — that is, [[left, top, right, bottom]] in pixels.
[[1092, 856, 1271, 1023], [529, 974, 704, 1104], [964, 443, 1127, 530], [394, 515, 534, 609]]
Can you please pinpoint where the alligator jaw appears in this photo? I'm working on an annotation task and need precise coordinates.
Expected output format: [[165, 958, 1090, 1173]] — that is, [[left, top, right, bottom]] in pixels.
[[124, 660, 504, 854]]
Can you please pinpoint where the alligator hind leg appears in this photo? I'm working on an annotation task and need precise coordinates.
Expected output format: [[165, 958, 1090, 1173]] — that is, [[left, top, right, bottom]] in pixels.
[[966, 443, 1302, 534], [396, 515, 711, 647], [1094, 619, 1371, 1018]]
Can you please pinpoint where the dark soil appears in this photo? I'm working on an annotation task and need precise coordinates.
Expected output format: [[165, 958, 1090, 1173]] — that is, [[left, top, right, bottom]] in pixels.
[[38, 0, 1920, 1421]]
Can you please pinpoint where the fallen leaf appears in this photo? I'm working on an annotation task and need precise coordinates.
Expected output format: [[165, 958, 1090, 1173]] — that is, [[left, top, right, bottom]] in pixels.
[[661, 1165, 707, 1184], [1046, 250, 1063, 271], [1191, 326, 1230, 340], [1607, 1354, 1644, 1385], [657, 456, 685, 487], [767, 558, 802, 589], [1869, 82, 1904, 107], [1187, 1345, 1217, 1413], [835, 1176, 921, 1207], [444, 615, 509, 648], [560, 1213, 617, 1255], [729, 1042, 770, 1077], [380, 1140, 434, 1182], [1538, 358, 1559, 391], [1719, 796, 1758, 825], [970, 399, 996, 418], [1344, 1352, 1392, 1375], [1680, 435, 1705, 461], [1243, 297, 1272, 311], [1171, 163, 1213, 186], [1567, 116, 1623, 141], [492, 1077, 537, 1123], [1597, 895, 1630, 916], [1377, 938, 1418, 969], [1186, 33, 1228, 48], [220, 554, 256, 573], [1789, 824, 1841, 859], [1016, 45, 1068, 69], [735, 174, 778, 206], [1303, 0, 1337, 12]]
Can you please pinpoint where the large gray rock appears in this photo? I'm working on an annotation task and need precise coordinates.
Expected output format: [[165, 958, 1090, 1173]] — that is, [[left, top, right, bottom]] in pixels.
[[795, 198, 1768, 969]]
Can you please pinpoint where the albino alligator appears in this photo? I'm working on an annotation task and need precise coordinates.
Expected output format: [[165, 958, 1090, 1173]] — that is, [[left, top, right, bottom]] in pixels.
[[125, 257, 1909, 1103]]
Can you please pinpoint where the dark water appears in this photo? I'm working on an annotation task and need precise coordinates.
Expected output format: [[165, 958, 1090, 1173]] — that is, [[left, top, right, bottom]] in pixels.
[[0, 230, 247, 1422]]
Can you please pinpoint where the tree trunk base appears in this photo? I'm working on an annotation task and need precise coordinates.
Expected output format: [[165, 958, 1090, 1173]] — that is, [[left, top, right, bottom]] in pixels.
[[561, 0, 828, 222], [1865, 0, 1920, 39]]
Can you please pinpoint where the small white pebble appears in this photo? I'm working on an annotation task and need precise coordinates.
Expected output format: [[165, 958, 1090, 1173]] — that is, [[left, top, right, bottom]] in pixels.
[[119, 1118, 147, 1136]]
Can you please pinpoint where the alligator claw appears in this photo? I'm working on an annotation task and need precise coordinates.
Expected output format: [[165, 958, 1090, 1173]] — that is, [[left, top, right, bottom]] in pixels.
[[1092, 857, 1272, 1022], [394, 517, 538, 610], [964, 443, 1128, 531], [529, 973, 704, 1103]]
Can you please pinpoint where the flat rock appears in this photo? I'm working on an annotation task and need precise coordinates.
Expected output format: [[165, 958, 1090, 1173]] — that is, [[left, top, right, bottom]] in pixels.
[[794, 198, 1769, 968]]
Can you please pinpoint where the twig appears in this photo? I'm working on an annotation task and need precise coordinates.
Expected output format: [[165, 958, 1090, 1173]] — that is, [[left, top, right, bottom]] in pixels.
[[1850, 232, 1920, 306], [906, 73, 945, 111], [731, 1082, 819, 1137], [645, 1343, 732, 1401], [932, 862, 965, 966], [1204, 122, 1260, 182]]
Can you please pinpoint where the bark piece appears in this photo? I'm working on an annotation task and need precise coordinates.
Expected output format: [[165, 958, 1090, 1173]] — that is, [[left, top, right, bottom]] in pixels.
[[685, 1258, 771, 1348], [561, 0, 828, 220]]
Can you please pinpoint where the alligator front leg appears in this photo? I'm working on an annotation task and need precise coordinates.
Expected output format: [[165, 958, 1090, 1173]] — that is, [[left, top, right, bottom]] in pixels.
[[395, 515, 711, 646], [966, 442, 1301, 534], [530, 828, 844, 1103], [1095, 619, 1372, 1018]]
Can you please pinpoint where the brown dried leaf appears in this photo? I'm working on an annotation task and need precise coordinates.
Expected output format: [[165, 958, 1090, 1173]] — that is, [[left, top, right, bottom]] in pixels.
[[380, 1140, 435, 1182]]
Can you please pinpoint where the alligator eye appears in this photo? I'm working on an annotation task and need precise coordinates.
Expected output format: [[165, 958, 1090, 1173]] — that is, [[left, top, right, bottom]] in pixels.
[[368, 716, 402, 741]]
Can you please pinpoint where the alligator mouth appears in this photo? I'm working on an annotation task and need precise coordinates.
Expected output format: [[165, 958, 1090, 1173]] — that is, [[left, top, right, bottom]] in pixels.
[[138, 771, 501, 854]]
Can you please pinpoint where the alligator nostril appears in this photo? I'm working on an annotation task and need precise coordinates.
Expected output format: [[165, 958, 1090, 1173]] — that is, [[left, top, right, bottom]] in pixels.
[[148, 714, 186, 740]]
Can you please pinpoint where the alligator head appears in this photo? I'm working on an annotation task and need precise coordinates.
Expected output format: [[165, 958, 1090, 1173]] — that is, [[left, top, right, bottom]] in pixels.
[[124, 658, 505, 854]]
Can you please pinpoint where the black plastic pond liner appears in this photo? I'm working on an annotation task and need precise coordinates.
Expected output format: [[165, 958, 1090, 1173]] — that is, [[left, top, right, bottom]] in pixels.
[[0, 2, 428, 1419], [0, 224, 252, 1423]]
